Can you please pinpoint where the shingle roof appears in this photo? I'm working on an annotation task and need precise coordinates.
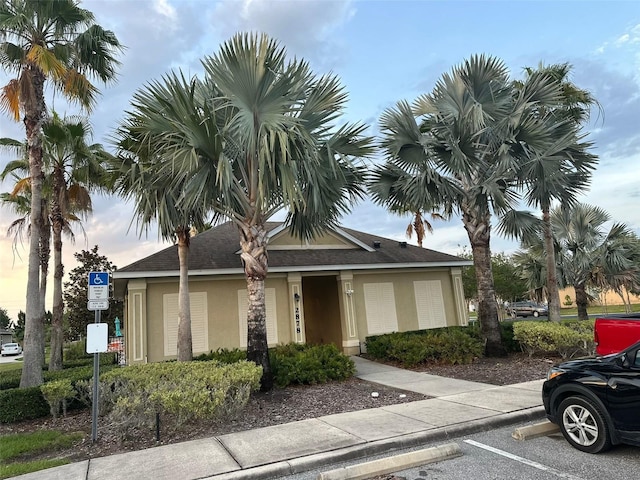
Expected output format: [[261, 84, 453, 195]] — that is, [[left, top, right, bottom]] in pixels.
[[114, 222, 470, 278]]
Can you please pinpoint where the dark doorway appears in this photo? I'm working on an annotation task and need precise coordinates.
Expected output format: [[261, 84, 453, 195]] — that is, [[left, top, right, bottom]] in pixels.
[[302, 276, 342, 347]]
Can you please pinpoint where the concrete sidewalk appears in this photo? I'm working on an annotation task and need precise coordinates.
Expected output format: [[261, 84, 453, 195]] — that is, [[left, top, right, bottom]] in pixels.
[[11, 357, 546, 480]]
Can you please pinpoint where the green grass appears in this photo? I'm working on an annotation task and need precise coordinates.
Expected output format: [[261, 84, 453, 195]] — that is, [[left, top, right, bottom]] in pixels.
[[0, 361, 22, 373], [0, 430, 84, 478], [0, 430, 84, 463], [0, 459, 70, 480]]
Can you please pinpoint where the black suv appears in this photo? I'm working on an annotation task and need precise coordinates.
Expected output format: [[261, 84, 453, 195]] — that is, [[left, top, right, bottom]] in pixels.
[[542, 340, 640, 453], [507, 301, 548, 318]]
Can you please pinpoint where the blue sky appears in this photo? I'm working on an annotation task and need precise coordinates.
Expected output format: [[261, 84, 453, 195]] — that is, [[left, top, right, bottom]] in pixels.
[[1, 0, 640, 320]]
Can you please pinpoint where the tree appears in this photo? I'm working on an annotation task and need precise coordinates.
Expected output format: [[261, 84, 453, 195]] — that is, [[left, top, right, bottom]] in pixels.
[[0, 308, 10, 330], [2, 113, 110, 370], [509, 64, 599, 322], [114, 33, 373, 390], [63, 246, 123, 341], [551, 204, 639, 320], [0, 0, 122, 387], [405, 210, 446, 247], [1, 153, 52, 363], [370, 55, 566, 356], [13, 311, 26, 343], [110, 74, 215, 361]]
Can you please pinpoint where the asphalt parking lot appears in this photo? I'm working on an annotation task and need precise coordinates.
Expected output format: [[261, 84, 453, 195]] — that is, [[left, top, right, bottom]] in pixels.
[[0, 353, 22, 364], [286, 422, 640, 480]]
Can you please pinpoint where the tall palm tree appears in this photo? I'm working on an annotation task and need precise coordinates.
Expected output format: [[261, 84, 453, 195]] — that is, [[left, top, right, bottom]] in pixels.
[[0, 153, 51, 367], [370, 55, 569, 356], [512, 64, 599, 322], [114, 33, 373, 390], [110, 73, 216, 362], [2, 114, 106, 370], [0, 0, 122, 387]]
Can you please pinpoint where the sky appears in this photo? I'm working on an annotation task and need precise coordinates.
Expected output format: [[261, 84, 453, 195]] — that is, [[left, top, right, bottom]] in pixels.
[[1, 0, 640, 322]]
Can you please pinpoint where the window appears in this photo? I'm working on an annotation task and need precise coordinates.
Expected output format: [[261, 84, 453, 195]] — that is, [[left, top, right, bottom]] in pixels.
[[364, 283, 398, 335], [163, 292, 208, 356], [414, 280, 447, 329]]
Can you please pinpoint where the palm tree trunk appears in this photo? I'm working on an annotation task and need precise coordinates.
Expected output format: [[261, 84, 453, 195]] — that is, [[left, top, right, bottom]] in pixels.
[[176, 228, 193, 362], [239, 222, 273, 392], [49, 220, 64, 371], [542, 208, 561, 322], [20, 66, 47, 388], [461, 202, 506, 357], [574, 282, 589, 321]]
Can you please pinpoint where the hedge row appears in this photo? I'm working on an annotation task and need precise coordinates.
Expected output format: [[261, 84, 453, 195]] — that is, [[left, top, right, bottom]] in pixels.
[[365, 327, 484, 366], [0, 363, 118, 423], [98, 360, 262, 435], [196, 343, 355, 387], [513, 320, 595, 358]]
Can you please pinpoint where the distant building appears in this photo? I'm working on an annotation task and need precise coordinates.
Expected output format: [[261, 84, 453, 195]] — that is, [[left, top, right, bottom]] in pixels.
[[0, 329, 13, 345]]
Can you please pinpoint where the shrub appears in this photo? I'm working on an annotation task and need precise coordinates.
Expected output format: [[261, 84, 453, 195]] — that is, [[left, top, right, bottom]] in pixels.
[[98, 360, 261, 435], [500, 321, 521, 353], [513, 321, 594, 358], [365, 327, 483, 367], [194, 348, 247, 364], [0, 370, 22, 391], [0, 387, 50, 423], [270, 343, 355, 387], [40, 380, 75, 418]]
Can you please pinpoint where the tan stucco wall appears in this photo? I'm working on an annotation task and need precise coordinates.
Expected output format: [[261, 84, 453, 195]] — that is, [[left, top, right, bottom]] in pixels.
[[351, 269, 462, 341], [139, 275, 293, 363]]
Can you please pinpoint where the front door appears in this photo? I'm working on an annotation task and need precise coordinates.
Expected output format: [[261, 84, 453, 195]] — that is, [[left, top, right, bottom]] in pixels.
[[302, 276, 342, 347]]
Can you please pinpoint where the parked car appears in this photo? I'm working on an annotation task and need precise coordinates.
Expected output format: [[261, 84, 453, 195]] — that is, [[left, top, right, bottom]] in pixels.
[[542, 340, 640, 453], [507, 301, 548, 318], [0, 342, 22, 356]]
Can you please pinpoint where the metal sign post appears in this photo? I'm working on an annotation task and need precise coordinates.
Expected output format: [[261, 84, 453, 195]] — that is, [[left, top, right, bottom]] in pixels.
[[87, 272, 110, 443]]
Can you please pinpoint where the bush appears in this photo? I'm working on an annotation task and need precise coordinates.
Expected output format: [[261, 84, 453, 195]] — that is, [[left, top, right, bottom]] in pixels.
[[513, 320, 594, 358], [194, 348, 247, 364], [98, 360, 262, 435], [365, 327, 483, 367], [270, 343, 355, 387], [499, 321, 521, 353], [0, 387, 50, 423], [0, 370, 22, 391], [40, 380, 75, 418]]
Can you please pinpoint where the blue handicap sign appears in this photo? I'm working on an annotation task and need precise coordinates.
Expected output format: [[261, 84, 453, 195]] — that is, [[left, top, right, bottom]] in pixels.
[[89, 272, 109, 286]]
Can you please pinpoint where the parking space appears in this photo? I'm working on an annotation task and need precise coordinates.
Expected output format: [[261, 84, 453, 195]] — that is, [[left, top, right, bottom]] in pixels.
[[285, 422, 640, 480], [376, 424, 640, 480]]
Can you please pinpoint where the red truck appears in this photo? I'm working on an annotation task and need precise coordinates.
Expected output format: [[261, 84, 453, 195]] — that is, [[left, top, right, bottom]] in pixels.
[[594, 313, 640, 355]]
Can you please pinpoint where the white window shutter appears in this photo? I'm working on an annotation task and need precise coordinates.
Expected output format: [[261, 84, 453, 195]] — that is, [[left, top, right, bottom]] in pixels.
[[414, 280, 447, 329], [364, 283, 398, 335]]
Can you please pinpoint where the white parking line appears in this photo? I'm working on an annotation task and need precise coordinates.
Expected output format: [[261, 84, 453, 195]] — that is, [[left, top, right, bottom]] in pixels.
[[464, 439, 586, 480]]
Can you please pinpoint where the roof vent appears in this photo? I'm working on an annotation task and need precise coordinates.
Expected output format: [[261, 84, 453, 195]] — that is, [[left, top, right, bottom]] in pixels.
[[399, 241, 407, 248], [373, 241, 381, 248]]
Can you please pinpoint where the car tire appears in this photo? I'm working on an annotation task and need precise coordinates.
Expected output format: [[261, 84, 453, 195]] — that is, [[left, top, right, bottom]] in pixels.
[[557, 396, 611, 453], [533, 311, 540, 318]]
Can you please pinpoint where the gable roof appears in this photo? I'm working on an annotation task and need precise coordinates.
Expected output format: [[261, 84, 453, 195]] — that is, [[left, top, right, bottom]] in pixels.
[[113, 222, 471, 279]]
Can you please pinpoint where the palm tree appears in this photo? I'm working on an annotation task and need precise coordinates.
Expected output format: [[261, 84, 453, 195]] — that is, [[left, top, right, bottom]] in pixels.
[[0, 0, 122, 387], [2, 114, 107, 370], [512, 64, 599, 322], [0, 153, 51, 369], [551, 204, 639, 320], [405, 210, 446, 248], [370, 55, 569, 356], [110, 73, 216, 362], [114, 33, 373, 390]]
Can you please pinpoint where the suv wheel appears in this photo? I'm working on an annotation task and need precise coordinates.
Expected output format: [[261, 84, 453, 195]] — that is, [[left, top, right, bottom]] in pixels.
[[558, 396, 611, 453], [533, 311, 540, 318]]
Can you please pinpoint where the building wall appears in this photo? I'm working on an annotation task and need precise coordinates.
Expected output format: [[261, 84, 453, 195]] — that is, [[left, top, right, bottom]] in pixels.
[[559, 286, 640, 307]]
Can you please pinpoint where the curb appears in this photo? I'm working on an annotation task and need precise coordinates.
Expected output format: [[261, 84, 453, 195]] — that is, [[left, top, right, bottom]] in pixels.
[[208, 406, 546, 479], [317, 442, 462, 480]]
